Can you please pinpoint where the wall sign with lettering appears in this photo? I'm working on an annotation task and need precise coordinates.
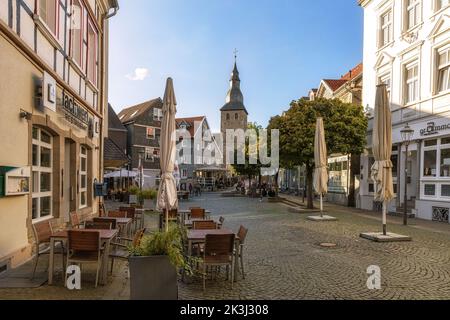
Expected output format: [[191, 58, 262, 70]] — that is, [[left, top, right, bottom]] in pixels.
[[420, 122, 450, 137], [59, 92, 89, 130]]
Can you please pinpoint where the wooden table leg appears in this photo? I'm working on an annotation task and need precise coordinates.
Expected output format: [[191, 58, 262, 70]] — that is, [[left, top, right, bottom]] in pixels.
[[48, 238, 55, 285], [234, 240, 240, 282]]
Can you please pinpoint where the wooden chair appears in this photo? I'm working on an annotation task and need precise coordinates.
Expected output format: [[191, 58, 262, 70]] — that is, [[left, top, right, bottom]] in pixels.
[[160, 209, 178, 230], [70, 212, 83, 229], [190, 208, 205, 219], [193, 220, 217, 230], [120, 207, 138, 232], [237, 225, 249, 279], [31, 220, 65, 280], [107, 211, 127, 218], [109, 228, 146, 274], [202, 234, 235, 291], [93, 218, 117, 230], [65, 230, 103, 288], [85, 221, 112, 230]]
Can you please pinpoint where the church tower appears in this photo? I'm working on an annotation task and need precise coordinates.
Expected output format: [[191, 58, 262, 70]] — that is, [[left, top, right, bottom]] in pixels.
[[220, 57, 248, 162]]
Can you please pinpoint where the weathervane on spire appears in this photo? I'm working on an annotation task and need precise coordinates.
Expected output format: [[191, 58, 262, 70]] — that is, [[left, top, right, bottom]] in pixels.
[[234, 48, 238, 63]]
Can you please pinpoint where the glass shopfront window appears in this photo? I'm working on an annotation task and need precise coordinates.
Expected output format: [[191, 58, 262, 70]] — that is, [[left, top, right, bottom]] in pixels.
[[422, 137, 450, 199], [424, 150, 437, 177], [79, 146, 88, 209]]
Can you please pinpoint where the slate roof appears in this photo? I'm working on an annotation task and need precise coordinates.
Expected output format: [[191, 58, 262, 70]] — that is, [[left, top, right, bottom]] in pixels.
[[118, 98, 163, 124], [108, 104, 127, 131], [104, 137, 129, 166]]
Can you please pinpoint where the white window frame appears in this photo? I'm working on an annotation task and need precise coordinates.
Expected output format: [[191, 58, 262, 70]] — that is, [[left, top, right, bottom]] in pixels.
[[378, 72, 392, 101], [405, 0, 422, 31], [437, 46, 450, 94], [435, 0, 450, 12], [153, 108, 163, 121], [32, 127, 53, 222], [79, 146, 88, 209], [404, 61, 419, 104], [379, 9, 393, 48], [421, 137, 450, 199]]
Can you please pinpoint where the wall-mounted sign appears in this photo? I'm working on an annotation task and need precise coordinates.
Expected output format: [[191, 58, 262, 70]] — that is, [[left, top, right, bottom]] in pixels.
[[43, 72, 57, 112], [59, 91, 89, 130], [420, 122, 450, 137]]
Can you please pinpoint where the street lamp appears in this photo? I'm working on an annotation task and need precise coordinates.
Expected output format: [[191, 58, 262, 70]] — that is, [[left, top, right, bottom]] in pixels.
[[401, 124, 414, 226]]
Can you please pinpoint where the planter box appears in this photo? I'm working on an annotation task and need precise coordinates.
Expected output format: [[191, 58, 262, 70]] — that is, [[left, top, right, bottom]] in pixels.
[[129, 195, 138, 204], [129, 255, 178, 300]]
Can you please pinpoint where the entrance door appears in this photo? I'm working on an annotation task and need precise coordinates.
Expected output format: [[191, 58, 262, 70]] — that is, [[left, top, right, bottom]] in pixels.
[[62, 140, 72, 222]]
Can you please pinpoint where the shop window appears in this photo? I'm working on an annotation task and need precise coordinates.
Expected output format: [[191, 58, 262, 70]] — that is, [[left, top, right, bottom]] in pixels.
[[32, 127, 53, 221], [442, 137, 450, 145], [424, 184, 436, 196], [442, 185, 450, 197], [425, 139, 437, 147], [424, 150, 437, 177], [38, 0, 58, 37], [80, 146, 88, 209], [440, 148, 450, 177]]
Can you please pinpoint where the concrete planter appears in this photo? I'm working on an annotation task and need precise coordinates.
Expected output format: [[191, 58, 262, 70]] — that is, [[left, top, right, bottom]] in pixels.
[[129, 195, 138, 205], [129, 255, 178, 300]]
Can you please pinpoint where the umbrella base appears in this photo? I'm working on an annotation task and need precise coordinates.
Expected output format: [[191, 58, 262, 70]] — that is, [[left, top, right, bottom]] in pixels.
[[307, 215, 338, 222], [360, 232, 412, 243]]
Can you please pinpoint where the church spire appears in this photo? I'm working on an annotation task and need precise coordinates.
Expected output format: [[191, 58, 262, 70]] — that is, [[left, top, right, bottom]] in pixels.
[[220, 51, 248, 115]]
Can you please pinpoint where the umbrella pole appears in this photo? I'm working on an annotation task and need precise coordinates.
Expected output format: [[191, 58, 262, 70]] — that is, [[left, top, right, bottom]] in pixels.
[[320, 194, 323, 217], [165, 203, 169, 233], [383, 200, 387, 236]]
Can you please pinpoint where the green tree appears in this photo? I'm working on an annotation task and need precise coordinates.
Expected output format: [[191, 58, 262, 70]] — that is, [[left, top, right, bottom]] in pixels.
[[268, 98, 368, 209], [231, 122, 266, 192]]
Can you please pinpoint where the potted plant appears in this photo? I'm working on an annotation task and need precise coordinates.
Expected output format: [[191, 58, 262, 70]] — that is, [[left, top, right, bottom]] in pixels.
[[128, 186, 140, 204], [128, 225, 194, 300], [138, 188, 157, 209]]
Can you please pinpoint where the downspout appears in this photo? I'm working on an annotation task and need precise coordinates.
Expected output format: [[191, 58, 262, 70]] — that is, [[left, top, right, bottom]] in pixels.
[[98, 1, 119, 212]]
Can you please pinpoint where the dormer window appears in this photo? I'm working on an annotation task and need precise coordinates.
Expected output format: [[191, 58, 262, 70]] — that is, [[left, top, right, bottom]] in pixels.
[[153, 108, 163, 121]]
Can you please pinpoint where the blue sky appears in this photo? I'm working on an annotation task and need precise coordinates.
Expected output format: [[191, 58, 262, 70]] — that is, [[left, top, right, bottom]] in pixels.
[[109, 0, 363, 132]]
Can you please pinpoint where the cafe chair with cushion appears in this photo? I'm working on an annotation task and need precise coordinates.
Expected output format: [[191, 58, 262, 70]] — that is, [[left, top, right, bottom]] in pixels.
[[193, 220, 217, 230], [70, 212, 84, 229], [107, 211, 127, 218], [190, 208, 206, 220], [237, 225, 249, 279], [93, 218, 117, 230], [202, 234, 236, 291], [31, 220, 66, 280], [85, 221, 112, 230], [65, 230, 104, 288], [109, 228, 146, 275]]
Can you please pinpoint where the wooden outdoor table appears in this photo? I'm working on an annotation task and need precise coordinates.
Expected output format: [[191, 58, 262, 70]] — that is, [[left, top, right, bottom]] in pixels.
[[178, 210, 211, 223], [48, 229, 119, 286], [187, 228, 240, 281]]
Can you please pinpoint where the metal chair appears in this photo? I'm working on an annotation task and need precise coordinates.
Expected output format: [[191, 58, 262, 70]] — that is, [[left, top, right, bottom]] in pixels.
[[109, 228, 146, 275], [202, 234, 235, 291], [31, 220, 65, 280], [65, 230, 103, 288], [237, 225, 249, 279]]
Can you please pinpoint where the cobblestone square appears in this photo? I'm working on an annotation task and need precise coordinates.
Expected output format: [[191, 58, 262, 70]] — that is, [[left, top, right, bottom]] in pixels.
[[1, 193, 450, 300]]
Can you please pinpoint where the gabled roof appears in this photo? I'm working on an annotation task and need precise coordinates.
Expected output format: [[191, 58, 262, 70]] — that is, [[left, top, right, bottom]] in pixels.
[[108, 104, 127, 131], [322, 79, 348, 92], [118, 98, 163, 124], [340, 63, 363, 81], [176, 116, 206, 137]]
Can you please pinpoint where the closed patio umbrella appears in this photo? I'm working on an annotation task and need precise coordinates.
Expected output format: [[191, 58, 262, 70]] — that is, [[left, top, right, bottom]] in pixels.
[[371, 84, 394, 236], [313, 117, 328, 216], [157, 78, 179, 232]]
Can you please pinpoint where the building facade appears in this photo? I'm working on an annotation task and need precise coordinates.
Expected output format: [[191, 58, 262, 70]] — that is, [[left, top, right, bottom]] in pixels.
[[176, 116, 223, 190], [0, 0, 118, 269], [359, 0, 450, 222], [118, 98, 163, 188]]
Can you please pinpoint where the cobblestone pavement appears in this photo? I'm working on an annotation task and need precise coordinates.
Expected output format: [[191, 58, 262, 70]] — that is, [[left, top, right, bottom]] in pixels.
[[1, 194, 450, 300]]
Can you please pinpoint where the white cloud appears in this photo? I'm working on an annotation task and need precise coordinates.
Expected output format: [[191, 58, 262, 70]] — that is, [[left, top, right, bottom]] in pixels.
[[126, 68, 150, 81]]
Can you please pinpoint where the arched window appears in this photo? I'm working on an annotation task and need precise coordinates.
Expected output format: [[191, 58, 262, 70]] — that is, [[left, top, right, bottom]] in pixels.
[[226, 113, 230, 120], [32, 127, 53, 220], [235, 113, 239, 120]]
